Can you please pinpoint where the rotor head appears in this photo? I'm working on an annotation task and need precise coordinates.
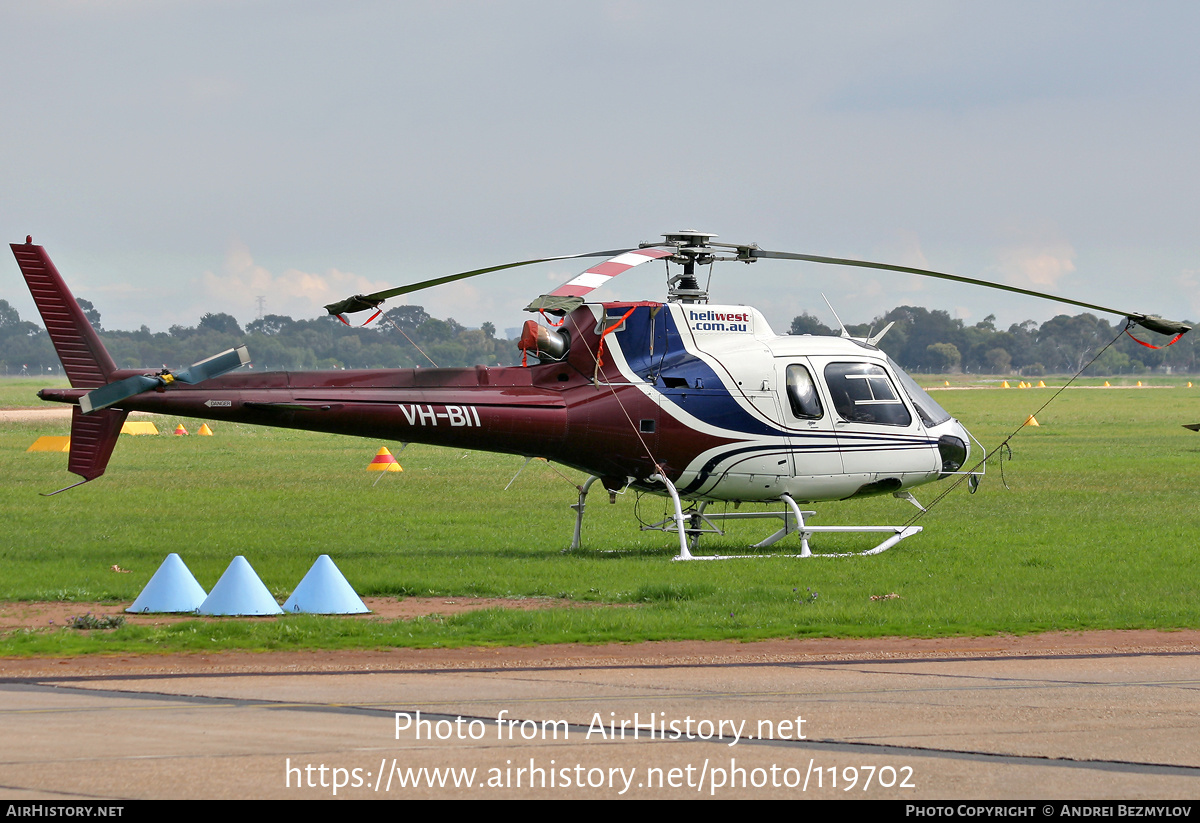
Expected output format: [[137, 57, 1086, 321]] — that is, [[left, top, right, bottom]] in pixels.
[[643, 230, 751, 303]]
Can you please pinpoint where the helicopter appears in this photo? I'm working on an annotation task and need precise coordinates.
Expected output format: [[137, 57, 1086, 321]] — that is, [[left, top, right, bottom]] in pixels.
[[12, 232, 1192, 559]]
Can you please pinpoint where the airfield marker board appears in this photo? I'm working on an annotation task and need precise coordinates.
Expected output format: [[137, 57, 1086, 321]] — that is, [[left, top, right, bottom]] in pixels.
[[27, 436, 70, 452]]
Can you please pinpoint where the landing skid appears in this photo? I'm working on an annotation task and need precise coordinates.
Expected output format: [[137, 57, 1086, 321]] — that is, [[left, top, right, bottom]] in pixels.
[[568, 474, 921, 560], [645, 502, 922, 560]]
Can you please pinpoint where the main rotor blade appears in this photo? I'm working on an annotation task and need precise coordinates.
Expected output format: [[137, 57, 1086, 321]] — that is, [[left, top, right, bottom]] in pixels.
[[749, 249, 1192, 336], [324, 249, 637, 317], [525, 248, 675, 312]]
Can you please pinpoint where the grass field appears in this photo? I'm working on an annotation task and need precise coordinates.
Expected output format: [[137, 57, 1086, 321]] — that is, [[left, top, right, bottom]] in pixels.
[[2, 377, 1198, 654], [0, 377, 68, 408]]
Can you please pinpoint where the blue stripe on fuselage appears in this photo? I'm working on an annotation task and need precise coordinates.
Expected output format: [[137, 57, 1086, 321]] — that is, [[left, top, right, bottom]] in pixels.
[[611, 305, 784, 437]]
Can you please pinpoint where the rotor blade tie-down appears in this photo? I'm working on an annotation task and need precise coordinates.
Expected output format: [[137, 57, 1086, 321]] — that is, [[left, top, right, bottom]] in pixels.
[[538, 308, 566, 327], [901, 323, 1128, 531], [592, 306, 638, 384], [1124, 327, 1184, 350], [376, 310, 439, 368]]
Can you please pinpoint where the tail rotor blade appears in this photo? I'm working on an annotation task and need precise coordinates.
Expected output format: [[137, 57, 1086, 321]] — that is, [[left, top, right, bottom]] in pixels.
[[79, 374, 161, 414], [79, 346, 250, 413], [173, 346, 251, 384]]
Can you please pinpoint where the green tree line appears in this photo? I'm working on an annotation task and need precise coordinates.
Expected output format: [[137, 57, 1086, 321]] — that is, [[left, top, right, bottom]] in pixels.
[[0, 299, 514, 376], [790, 306, 1198, 375], [2, 296, 1195, 377]]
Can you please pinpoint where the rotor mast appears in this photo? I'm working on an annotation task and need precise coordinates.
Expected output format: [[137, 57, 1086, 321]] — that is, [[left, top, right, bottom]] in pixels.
[[645, 231, 753, 304]]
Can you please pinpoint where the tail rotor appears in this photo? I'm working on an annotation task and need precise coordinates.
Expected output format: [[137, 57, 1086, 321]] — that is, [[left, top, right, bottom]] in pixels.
[[79, 346, 250, 414]]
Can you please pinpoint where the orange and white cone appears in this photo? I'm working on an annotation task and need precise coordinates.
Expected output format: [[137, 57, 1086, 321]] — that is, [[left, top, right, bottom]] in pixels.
[[174, 424, 188, 436], [367, 447, 402, 472]]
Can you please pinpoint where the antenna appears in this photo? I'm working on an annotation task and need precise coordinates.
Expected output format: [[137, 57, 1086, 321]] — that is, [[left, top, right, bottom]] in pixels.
[[821, 293, 852, 339]]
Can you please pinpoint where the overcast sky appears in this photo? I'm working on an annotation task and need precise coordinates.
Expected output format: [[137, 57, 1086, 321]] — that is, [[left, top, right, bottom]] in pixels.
[[3, 0, 1198, 340]]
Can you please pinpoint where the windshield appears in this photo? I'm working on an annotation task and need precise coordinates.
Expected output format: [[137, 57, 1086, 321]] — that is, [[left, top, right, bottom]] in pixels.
[[887, 356, 953, 427], [823, 362, 912, 426]]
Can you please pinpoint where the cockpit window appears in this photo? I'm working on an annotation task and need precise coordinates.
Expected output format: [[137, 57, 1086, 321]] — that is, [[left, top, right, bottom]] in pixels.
[[887, 356, 952, 427], [823, 363, 912, 426], [785, 364, 823, 419]]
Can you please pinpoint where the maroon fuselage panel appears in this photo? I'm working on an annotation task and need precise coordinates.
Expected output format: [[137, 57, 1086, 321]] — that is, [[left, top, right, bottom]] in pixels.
[[35, 303, 737, 482], [40, 364, 732, 483]]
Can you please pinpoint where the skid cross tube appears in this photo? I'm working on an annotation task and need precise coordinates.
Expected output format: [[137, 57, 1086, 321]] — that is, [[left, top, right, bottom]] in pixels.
[[638, 496, 923, 560]]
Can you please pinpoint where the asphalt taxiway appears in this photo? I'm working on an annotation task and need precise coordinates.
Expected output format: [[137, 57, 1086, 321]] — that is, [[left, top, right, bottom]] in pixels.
[[2, 632, 1198, 799]]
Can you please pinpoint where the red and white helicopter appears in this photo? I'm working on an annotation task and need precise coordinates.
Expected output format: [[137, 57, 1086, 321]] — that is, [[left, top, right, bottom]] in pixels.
[[12, 231, 1190, 559]]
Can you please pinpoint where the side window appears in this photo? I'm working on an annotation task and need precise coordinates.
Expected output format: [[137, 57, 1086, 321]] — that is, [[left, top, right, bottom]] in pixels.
[[823, 363, 912, 426], [785, 364, 823, 419]]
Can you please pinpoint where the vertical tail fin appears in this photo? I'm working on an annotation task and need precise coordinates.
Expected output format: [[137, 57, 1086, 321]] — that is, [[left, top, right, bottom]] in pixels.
[[12, 238, 126, 492], [11, 238, 117, 388], [42, 406, 130, 495]]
